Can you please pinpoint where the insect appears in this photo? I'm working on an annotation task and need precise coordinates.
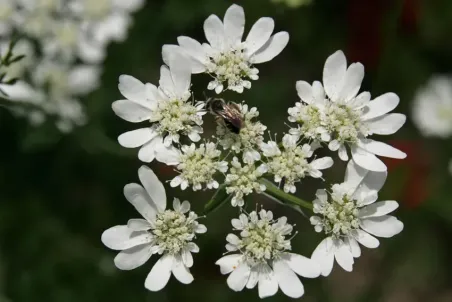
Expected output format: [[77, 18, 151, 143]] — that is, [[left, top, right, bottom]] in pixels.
[[206, 98, 244, 134]]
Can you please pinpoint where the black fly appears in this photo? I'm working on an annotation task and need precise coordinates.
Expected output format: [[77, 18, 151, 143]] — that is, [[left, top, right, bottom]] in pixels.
[[206, 98, 244, 134]]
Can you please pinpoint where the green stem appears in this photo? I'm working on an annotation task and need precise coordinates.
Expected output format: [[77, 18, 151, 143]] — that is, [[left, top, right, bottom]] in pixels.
[[259, 178, 313, 211]]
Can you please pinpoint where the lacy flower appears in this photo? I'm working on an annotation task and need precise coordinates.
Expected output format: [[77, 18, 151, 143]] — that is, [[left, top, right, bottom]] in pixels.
[[260, 134, 333, 193], [225, 157, 267, 207], [289, 50, 407, 172], [113, 52, 205, 163], [216, 103, 267, 164], [167, 142, 228, 191], [101, 166, 207, 292], [216, 209, 320, 298], [163, 4, 289, 93], [412, 75, 452, 138], [310, 160, 403, 276]]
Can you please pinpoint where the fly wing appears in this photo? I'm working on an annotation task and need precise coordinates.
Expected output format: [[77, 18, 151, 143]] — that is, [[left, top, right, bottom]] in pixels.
[[222, 104, 243, 131]]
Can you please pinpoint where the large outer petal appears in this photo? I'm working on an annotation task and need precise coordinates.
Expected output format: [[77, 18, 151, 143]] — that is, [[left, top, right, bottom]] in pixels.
[[358, 139, 406, 159], [204, 14, 225, 50], [361, 92, 400, 120], [114, 244, 153, 270], [223, 4, 245, 47], [351, 146, 387, 172], [138, 166, 167, 212], [118, 128, 156, 148], [337, 63, 364, 102], [145, 254, 173, 291], [360, 215, 404, 238], [366, 113, 406, 135], [123, 183, 159, 221], [283, 253, 320, 278], [215, 254, 243, 275], [168, 52, 191, 97], [273, 260, 305, 298], [359, 200, 399, 218], [227, 261, 250, 292], [245, 17, 274, 56], [258, 263, 278, 298], [311, 237, 335, 277], [323, 50, 347, 101], [112, 100, 152, 123], [250, 32, 289, 64]]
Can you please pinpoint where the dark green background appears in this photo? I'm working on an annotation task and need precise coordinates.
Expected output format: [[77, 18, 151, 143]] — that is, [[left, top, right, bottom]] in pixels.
[[1, 0, 452, 301]]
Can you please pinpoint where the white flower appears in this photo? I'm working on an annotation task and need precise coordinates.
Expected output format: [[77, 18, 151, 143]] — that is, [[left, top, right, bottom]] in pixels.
[[0, 0, 19, 36], [225, 157, 267, 207], [289, 50, 407, 172], [310, 160, 404, 276], [101, 166, 207, 292], [216, 103, 267, 164], [412, 75, 452, 138], [113, 52, 206, 163], [216, 209, 320, 298], [163, 4, 289, 93], [167, 142, 228, 191], [260, 134, 334, 193]]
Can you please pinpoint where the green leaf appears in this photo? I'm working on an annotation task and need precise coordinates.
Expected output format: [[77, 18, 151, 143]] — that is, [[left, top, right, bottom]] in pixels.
[[203, 184, 231, 216]]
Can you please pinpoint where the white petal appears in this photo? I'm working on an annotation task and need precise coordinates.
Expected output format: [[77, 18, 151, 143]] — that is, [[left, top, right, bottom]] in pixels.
[[118, 128, 156, 148], [187, 242, 200, 253], [161, 44, 179, 66], [250, 31, 289, 64], [311, 157, 334, 170], [352, 229, 380, 248], [123, 183, 158, 222], [138, 166, 167, 212], [180, 200, 190, 213], [188, 130, 201, 142], [312, 81, 326, 103], [359, 200, 399, 218], [177, 36, 208, 66], [334, 241, 354, 272], [138, 136, 164, 163], [223, 4, 245, 46], [273, 260, 304, 298], [204, 14, 225, 50], [118, 75, 152, 109], [127, 219, 151, 231], [215, 254, 243, 275], [351, 146, 387, 172], [337, 62, 364, 102], [172, 198, 181, 211], [195, 224, 207, 234], [145, 254, 173, 291], [226, 234, 241, 245], [283, 253, 321, 278], [114, 244, 152, 270], [311, 237, 335, 277], [68, 65, 100, 95], [246, 266, 259, 289], [155, 145, 181, 165], [258, 263, 279, 298], [345, 237, 361, 258], [344, 159, 368, 190], [101, 225, 132, 250], [338, 145, 349, 161], [169, 52, 192, 97], [159, 65, 175, 95], [182, 248, 193, 268], [172, 256, 194, 284], [296, 81, 313, 103], [112, 100, 151, 123], [359, 140, 406, 159], [323, 50, 347, 101], [245, 17, 275, 56], [227, 262, 250, 292], [362, 92, 400, 120], [366, 113, 406, 135], [360, 216, 404, 238]]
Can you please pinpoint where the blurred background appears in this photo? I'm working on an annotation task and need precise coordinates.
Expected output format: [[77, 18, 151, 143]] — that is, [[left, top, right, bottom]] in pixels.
[[1, 0, 452, 301]]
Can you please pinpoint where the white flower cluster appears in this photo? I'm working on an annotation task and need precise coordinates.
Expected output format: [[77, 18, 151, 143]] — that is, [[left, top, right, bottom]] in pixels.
[[104, 3, 406, 299], [0, 0, 144, 132]]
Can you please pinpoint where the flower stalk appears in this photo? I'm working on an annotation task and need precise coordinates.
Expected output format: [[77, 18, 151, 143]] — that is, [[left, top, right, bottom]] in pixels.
[[259, 178, 313, 210]]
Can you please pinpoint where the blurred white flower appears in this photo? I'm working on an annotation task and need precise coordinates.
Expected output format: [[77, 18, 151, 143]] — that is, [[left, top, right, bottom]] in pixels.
[[216, 209, 320, 298], [260, 134, 333, 193], [310, 160, 403, 276], [412, 76, 452, 138], [163, 4, 289, 93], [225, 157, 267, 207], [101, 166, 207, 292], [216, 103, 267, 164], [289, 50, 407, 172], [113, 53, 205, 163], [271, 0, 313, 8], [0, 0, 19, 35], [166, 142, 228, 191]]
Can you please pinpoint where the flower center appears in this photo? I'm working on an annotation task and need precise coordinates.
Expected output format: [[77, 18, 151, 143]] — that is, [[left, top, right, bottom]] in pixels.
[[206, 46, 259, 92], [268, 148, 309, 181], [178, 145, 220, 187], [320, 195, 360, 237], [325, 103, 366, 143], [288, 104, 323, 139], [237, 214, 292, 264], [152, 210, 196, 255], [151, 98, 201, 136]]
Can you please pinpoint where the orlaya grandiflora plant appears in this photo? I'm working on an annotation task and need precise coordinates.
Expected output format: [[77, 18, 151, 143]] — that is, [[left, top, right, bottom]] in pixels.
[[104, 3, 407, 299]]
